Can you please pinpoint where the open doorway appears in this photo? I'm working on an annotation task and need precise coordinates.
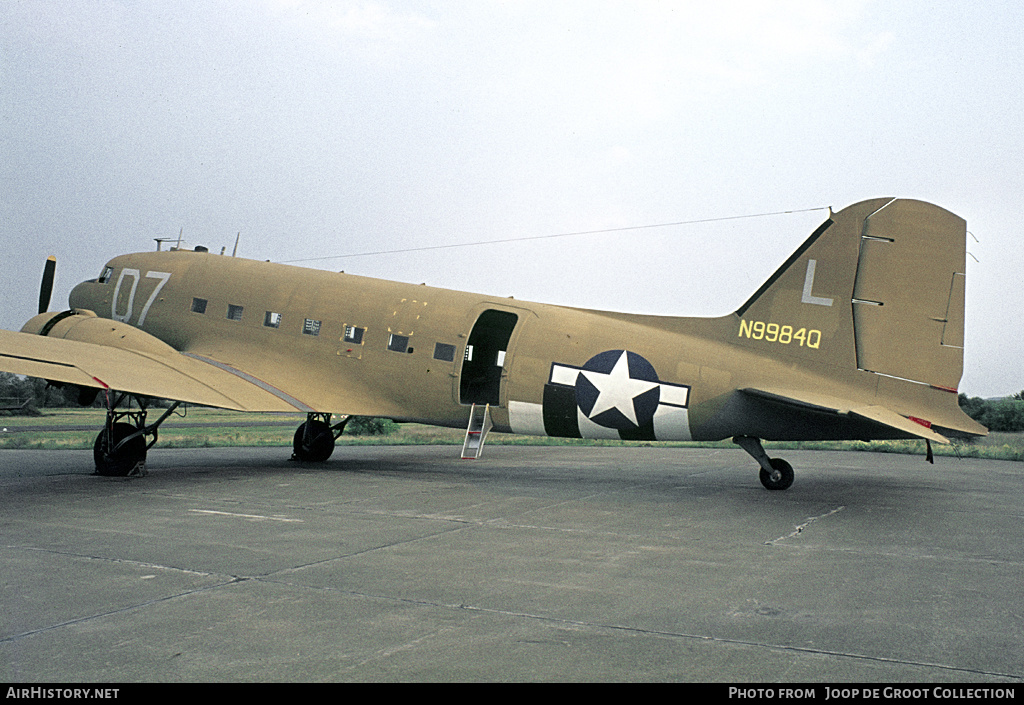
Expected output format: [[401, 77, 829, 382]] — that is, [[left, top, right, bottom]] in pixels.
[[460, 309, 518, 405]]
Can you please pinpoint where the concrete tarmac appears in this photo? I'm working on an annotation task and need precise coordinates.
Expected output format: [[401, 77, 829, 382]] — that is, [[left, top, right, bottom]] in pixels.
[[1, 444, 1022, 683]]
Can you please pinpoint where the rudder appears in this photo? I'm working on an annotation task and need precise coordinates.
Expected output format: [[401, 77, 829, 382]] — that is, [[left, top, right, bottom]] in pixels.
[[850, 199, 966, 391]]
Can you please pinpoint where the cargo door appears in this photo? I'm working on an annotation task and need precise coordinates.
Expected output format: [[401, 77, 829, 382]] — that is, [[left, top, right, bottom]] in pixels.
[[459, 309, 518, 406]]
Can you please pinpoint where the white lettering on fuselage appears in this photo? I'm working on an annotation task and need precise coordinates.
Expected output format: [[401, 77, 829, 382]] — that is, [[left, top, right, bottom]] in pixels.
[[111, 269, 171, 326]]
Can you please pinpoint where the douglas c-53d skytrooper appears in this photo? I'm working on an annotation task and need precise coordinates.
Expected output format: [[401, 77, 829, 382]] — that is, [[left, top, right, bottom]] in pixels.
[[0, 198, 987, 489]]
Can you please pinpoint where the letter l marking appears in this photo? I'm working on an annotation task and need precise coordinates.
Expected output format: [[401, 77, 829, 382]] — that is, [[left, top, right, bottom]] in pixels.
[[802, 260, 833, 306]]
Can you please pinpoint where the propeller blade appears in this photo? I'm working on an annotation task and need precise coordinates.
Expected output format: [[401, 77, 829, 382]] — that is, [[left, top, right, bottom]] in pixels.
[[38, 256, 56, 314]]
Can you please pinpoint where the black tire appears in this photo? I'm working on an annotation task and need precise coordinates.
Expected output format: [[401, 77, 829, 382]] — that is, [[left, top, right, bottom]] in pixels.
[[759, 458, 794, 491], [292, 420, 335, 462], [93, 422, 147, 476]]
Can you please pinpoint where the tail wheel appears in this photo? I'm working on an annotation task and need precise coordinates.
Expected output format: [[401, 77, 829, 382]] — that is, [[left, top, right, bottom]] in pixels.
[[93, 422, 147, 476], [292, 420, 335, 462], [759, 458, 794, 491]]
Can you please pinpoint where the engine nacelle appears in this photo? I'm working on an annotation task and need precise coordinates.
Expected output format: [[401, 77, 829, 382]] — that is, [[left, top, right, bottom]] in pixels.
[[22, 309, 178, 359]]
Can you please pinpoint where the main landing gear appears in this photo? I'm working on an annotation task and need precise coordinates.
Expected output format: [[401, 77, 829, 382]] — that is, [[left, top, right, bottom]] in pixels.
[[733, 435, 795, 491], [291, 413, 350, 462], [94, 392, 181, 477]]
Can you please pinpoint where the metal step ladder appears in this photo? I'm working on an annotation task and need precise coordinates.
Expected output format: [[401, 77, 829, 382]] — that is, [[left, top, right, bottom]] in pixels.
[[461, 403, 493, 459]]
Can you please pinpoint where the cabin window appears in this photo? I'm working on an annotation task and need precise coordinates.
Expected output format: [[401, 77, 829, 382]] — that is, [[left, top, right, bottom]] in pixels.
[[264, 312, 282, 328], [344, 325, 364, 344], [387, 334, 409, 353], [191, 298, 208, 314], [303, 318, 321, 336], [227, 304, 244, 321], [99, 266, 114, 284], [433, 342, 456, 362]]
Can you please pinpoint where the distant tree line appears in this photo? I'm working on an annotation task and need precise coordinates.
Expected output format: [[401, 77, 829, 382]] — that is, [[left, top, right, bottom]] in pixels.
[[959, 392, 1024, 433], [0, 372, 87, 413]]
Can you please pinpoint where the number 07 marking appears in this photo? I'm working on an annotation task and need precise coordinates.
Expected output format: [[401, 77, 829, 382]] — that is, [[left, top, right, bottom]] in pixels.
[[111, 269, 171, 326]]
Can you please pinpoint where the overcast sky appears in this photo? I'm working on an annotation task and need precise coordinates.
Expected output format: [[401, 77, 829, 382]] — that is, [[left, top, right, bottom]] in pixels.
[[2, 1, 1021, 397]]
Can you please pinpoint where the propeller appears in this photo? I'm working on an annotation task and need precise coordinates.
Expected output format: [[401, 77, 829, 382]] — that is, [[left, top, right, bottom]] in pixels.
[[38, 256, 56, 314]]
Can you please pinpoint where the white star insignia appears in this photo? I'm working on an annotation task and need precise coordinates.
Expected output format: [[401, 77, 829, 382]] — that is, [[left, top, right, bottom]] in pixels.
[[579, 351, 659, 425]]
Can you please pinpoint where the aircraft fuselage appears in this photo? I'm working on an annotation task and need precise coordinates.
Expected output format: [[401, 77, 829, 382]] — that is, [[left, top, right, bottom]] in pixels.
[[63, 246, 929, 444]]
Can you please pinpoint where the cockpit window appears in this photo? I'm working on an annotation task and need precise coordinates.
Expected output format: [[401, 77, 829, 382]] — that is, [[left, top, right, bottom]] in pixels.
[[98, 266, 114, 284]]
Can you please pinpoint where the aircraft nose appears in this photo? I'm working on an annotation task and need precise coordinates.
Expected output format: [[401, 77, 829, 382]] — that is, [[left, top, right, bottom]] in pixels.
[[69, 278, 99, 312]]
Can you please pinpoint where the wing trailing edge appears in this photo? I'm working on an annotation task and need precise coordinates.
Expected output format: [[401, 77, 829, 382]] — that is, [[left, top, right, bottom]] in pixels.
[[0, 328, 310, 412]]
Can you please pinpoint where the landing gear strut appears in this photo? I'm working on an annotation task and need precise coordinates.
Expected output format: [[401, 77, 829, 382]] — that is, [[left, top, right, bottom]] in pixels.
[[733, 435, 795, 491], [292, 413, 350, 462], [94, 392, 181, 476]]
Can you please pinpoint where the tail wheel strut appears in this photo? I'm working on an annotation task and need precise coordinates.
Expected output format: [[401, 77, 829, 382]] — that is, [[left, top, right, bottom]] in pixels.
[[733, 435, 795, 491]]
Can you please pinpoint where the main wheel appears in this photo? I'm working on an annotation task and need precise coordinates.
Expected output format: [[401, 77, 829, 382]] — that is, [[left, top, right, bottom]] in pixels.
[[759, 458, 794, 491], [292, 420, 335, 462], [93, 422, 147, 476]]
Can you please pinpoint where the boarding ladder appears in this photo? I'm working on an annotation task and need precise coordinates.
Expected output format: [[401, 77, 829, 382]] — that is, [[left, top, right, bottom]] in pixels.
[[461, 403, 493, 459]]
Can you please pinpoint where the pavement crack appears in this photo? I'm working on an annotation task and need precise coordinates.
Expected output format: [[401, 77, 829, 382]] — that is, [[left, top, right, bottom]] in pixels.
[[243, 579, 1024, 681], [7, 544, 221, 578], [766, 505, 846, 545], [1, 578, 239, 644]]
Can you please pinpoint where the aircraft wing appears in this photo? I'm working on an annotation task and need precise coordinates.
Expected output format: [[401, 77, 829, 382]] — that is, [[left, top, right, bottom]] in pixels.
[[0, 329, 311, 412], [740, 387, 953, 444]]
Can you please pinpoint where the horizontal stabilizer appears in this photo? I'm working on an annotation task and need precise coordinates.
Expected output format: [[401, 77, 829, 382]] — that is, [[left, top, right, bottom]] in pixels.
[[741, 387, 952, 444]]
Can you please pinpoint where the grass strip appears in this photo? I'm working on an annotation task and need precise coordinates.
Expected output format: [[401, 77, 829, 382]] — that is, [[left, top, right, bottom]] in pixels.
[[1, 409, 1021, 461]]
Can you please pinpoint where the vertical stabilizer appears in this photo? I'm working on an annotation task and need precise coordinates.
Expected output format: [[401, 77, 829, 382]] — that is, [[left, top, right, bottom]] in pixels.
[[734, 198, 890, 372], [734, 198, 968, 391], [731, 198, 983, 438]]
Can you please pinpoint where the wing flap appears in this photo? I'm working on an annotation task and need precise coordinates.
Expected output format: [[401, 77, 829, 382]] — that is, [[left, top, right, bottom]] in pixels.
[[0, 329, 309, 412]]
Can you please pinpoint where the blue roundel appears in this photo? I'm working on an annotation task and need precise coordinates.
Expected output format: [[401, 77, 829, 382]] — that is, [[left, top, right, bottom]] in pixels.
[[574, 350, 661, 430]]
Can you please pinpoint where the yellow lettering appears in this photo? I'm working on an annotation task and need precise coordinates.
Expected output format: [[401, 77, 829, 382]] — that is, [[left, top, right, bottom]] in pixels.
[[738, 322, 821, 350]]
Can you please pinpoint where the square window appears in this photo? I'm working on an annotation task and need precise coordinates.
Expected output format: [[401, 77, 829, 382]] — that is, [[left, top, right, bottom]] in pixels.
[[343, 325, 364, 344], [227, 304, 244, 321], [387, 334, 409, 353], [433, 342, 456, 362], [264, 311, 282, 328], [303, 318, 321, 336], [191, 298, 208, 314]]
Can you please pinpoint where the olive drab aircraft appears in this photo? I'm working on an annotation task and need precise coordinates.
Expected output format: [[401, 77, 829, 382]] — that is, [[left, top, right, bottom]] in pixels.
[[0, 198, 988, 489]]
